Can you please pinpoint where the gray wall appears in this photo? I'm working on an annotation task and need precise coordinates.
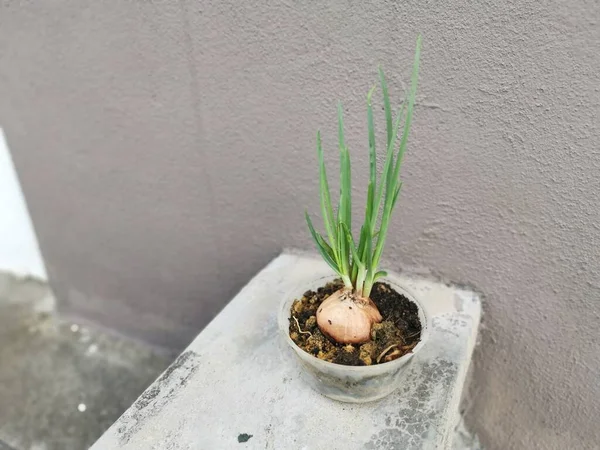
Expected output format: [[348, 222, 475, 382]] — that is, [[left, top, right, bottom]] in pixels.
[[1, 0, 599, 448]]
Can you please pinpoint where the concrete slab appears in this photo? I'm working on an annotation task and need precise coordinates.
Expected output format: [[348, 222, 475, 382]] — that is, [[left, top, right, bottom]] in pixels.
[[0, 272, 175, 450], [91, 252, 481, 450]]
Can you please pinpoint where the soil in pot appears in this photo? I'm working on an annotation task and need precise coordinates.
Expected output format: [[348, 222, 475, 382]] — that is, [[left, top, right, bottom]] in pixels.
[[288, 279, 422, 366]]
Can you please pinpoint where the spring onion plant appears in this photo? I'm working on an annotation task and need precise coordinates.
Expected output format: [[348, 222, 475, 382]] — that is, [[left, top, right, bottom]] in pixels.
[[305, 36, 421, 344]]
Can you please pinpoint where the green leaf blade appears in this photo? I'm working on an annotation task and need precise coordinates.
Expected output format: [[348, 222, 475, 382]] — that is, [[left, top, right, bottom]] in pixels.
[[341, 223, 363, 269], [374, 270, 387, 281], [337, 222, 352, 286], [317, 131, 338, 255], [337, 103, 352, 236], [366, 86, 377, 227], [392, 34, 422, 188], [337, 102, 346, 151], [305, 212, 340, 274], [378, 67, 393, 149], [374, 35, 422, 270]]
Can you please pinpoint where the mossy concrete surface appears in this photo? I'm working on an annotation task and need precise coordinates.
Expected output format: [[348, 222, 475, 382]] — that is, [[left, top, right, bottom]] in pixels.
[[0, 273, 175, 450]]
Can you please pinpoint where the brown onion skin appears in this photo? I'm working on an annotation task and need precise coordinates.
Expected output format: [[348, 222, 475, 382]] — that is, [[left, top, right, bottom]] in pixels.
[[316, 288, 382, 344]]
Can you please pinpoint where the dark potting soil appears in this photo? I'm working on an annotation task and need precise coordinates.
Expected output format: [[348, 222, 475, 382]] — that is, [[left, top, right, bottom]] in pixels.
[[288, 279, 422, 366]]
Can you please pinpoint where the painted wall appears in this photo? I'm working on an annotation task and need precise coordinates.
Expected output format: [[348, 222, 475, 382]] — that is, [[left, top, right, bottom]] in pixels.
[[0, 1, 598, 448], [0, 129, 47, 279]]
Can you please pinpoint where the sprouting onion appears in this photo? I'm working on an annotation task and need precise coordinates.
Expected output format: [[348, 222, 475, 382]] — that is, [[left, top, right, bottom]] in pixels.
[[306, 35, 421, 303]]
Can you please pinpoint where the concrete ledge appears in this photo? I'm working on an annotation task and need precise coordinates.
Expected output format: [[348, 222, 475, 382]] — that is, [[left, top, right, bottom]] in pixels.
[[91, 253, 481, 450]]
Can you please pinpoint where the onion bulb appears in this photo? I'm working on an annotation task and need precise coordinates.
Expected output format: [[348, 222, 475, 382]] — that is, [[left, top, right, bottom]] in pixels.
[[316, 288, 382, 344]]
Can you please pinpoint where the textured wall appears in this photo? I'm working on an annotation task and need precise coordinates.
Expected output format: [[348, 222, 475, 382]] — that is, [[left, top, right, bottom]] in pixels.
[[1, 1, 599, 449]]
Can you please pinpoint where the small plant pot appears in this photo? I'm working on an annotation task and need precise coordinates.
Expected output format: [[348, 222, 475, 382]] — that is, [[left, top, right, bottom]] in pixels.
[[278, 274, 430, 403]]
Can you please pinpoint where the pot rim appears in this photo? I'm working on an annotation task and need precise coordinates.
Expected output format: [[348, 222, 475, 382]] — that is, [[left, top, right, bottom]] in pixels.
[[278, 273, 430, 374]]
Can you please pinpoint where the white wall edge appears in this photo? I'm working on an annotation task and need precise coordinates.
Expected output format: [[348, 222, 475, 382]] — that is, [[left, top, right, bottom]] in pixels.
[[0, 128, 48, 280]]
